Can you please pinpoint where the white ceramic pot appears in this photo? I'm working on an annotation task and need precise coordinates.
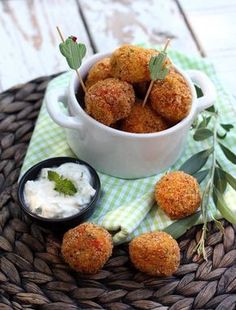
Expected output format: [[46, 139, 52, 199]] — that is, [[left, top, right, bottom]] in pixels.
[[46, 52, 216, 179]]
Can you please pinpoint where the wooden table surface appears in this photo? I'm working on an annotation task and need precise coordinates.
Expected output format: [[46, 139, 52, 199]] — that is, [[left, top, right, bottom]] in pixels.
[[0, 0, 235, 99]]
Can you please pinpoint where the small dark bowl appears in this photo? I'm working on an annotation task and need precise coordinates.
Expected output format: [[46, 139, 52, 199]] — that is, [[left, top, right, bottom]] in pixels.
[[18, 157, 101, 232]]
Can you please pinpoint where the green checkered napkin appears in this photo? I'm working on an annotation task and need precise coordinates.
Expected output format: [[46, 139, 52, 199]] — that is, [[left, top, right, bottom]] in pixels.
[[21, 50, 236, 244]]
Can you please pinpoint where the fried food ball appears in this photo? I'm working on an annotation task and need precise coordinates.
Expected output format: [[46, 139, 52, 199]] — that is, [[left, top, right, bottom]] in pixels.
[[129, 231, 180, 276], [85, 78, 135, 126], [85, 57, 112, 89], [61, 223, 113, 274], [155, 171, 201, 220], [110, 45, 171, 83], [150, 70, 192, 122], [120, 102, 168, 133]]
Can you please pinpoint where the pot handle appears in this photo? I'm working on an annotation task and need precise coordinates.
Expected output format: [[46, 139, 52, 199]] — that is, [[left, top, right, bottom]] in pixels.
[[186, 69, 217, 113], [45, 85, 83, 130]]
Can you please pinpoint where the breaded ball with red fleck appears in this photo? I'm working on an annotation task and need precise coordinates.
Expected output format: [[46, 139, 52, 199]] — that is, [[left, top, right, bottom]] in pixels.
[[155, 171, 201, 220], [61, 223, 113, 274], [85, 78, 135, 126], [85, 57, 112, 89], [129, 231, 180, 276], [150, 70, 192, 122], [120, 102, 168, 133], [110, 45, 170, 83]]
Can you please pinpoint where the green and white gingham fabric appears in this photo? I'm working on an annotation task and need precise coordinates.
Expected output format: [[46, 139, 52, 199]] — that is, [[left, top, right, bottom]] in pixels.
[[20, 50, 236, 244]]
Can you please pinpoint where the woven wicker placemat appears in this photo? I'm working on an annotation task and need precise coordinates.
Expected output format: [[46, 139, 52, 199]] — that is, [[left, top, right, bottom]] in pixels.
[[0, 76, 236, 310]]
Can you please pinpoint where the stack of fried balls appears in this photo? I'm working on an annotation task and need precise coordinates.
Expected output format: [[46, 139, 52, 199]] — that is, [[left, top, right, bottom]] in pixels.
[[84, 45, 192, 133], [61, 46, 199, 277]]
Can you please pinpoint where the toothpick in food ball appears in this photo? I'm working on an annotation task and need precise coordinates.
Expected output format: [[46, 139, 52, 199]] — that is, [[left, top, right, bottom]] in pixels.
[[142, 39, 171, 107], [56, 26, 87, 93]]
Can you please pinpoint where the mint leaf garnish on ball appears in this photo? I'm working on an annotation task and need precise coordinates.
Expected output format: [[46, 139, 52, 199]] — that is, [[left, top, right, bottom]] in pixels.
[[56, 26, 87, 93], [143, 39, 170, 106], [149, 50, 169, 81], [59, 36, 86, 71]]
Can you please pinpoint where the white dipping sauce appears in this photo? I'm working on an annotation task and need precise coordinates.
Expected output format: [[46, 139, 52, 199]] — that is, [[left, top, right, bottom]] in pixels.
[[24, 163, 96, 218]]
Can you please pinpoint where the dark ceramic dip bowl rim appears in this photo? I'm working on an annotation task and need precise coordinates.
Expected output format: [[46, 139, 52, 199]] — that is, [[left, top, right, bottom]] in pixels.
[[17, 157, 101, 227]]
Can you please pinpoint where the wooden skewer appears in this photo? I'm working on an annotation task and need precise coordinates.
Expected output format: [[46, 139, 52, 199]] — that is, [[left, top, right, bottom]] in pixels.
[[142, 38, 171, 107], [56, 26, 64, 43], [163, 38, 171, 52], [56, 26, 87, 93], [142, 80, 154, 107]]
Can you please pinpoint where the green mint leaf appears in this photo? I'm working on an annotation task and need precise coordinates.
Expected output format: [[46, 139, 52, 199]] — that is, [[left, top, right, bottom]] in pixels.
[[193, 128, 213, 141], [48, 171, 60, 183], [149, 52, 169, 81], [48, 170, 77, 196], [219, 142, 236, 164], [179, 148, 213, 175], [59, 37, 86, 70]]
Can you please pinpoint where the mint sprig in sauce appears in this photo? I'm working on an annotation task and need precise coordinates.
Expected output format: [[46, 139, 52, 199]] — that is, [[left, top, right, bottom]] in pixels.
[[48, 170, 77, 196]]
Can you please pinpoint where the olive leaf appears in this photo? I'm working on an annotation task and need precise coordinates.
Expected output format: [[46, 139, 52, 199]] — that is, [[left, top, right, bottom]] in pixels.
[[221, 123, 234, 132], [191, 117, 199, 129], [149, 52, 169, 81], [193, 169, 209, 184], [193, 128, 213, 141], [219, 142, 236, 164], [179, 148, 213, 175], [217, 132, 227, 140], [206, 105, 216, 113], [194, 85, 203, 98], [213, 187, 236, 224], [198, 116, 211, 129], [217, 123, 234, 140], [59, 37, 86, 70], [213, 167, 227, 193], [224, 171, 236, 190], [190, 104, 235, 258], [163, 212, 201, 239]]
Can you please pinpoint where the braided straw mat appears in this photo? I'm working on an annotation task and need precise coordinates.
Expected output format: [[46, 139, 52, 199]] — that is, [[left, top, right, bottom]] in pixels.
[[0, 76, 236, 310]]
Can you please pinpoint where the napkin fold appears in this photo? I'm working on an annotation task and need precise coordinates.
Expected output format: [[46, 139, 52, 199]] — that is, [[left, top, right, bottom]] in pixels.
[[20, 49, 236, 244], [100, 191, 155, 244]]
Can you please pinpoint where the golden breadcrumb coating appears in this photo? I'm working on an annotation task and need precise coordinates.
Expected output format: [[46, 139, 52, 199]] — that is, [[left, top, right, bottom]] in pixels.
[[155, 171, 201, 220], [120, 102, 168, 133], [129, 231, 180, 276], [61, 223, 113, 274], [150, 70, 192, 122], [85, 78, 135, 126], [110, 45, 171, 83], [85, 58, 112, 89]]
